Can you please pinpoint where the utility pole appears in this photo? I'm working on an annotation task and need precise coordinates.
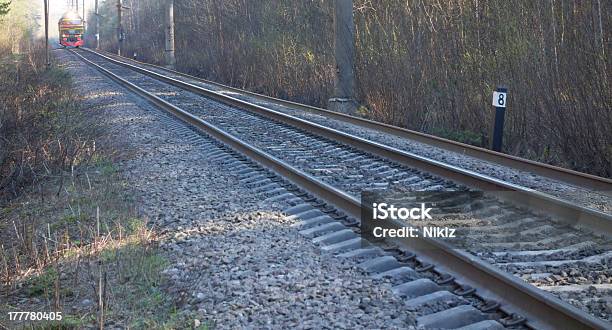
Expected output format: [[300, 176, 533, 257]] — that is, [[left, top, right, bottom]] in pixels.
[[328, 0, 357, 114], [115, 0, 131, 56], [44, 0, 49, 66], [95, 0, 99, 49], [117, 0, 122, 56], [164, 0, 176, 69]]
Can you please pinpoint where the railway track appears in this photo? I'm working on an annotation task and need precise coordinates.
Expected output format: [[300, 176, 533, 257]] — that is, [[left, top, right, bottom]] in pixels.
[[70, 48, 611, 329], [87, 49, 612, 198]]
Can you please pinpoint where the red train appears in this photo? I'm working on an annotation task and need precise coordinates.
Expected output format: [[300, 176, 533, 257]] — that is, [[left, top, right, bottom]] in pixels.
[[58, 11, 84, 47]]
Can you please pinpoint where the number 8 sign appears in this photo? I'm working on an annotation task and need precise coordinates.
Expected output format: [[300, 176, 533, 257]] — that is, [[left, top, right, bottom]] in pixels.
[[492, 91, 507, 108]]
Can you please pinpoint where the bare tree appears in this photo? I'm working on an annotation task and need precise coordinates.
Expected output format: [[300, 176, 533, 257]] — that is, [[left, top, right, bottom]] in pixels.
[[91, 0, 611, 176]]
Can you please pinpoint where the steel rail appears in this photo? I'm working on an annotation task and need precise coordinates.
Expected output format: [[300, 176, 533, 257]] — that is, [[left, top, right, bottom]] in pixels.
[[91, 48, 612, 194], [78, 48, 612, 235], [71, 49, 611, 330]]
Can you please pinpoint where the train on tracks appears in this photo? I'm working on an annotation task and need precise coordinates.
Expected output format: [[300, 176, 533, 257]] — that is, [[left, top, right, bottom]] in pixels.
[[58, 11, 84, 48]]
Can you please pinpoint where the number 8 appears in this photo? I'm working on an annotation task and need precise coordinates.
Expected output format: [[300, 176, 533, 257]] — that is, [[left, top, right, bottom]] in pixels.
[[498, 94, 505, 106]]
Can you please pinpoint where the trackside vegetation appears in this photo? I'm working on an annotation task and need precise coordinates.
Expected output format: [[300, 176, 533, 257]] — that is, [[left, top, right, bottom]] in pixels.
[[0, 2, 196, 328], [92, 0, 611, 177]]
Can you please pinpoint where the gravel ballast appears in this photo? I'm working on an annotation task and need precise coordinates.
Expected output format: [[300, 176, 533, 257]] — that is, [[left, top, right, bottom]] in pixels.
[[58, 49, 417, 328], [98, 53, 611, 214]]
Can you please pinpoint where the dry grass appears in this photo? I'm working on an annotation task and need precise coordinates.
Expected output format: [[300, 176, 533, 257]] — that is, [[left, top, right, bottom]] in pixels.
[[0, 137, 195, 329], [0, 43, 99, 202], [97, 0, 611, 177], [0, 43, 199, 329]]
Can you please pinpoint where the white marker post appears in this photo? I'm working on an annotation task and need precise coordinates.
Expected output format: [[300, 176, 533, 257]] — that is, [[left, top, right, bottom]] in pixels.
[[491, 86, 507, 152]]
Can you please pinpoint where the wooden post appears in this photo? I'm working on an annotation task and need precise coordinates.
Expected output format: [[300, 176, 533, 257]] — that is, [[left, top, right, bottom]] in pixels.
[[328, 0, 357, 114], [44, 0, 49, 66], [164, 0, 176, 69]]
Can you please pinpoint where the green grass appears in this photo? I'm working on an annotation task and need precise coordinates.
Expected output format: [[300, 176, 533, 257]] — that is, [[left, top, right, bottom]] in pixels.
[[26, 268, 58, 297], [111, 244, 200, 329], [431, 128, 485, 147], [99, 247, 117, 263], [33, 314, 96, 329], [91, 155, 118, 176]]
